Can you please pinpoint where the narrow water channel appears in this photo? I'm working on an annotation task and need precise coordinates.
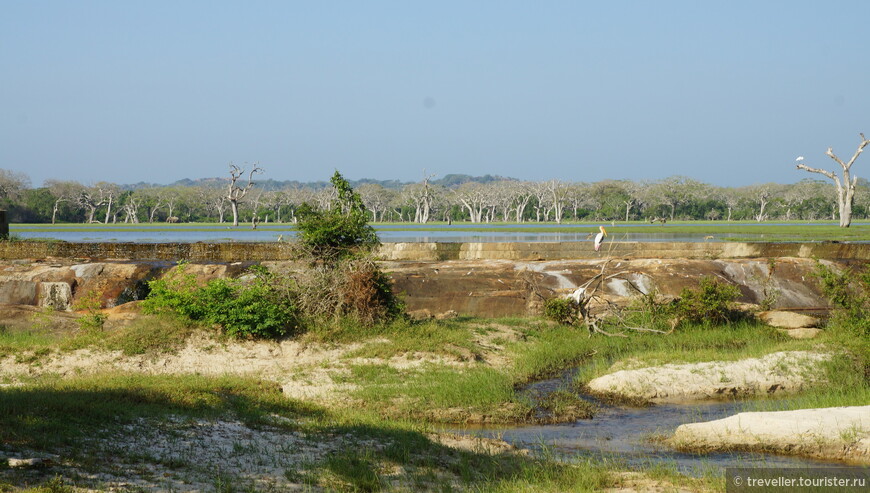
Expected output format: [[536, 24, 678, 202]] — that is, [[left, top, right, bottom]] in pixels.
[[453, 370, 867, 476]]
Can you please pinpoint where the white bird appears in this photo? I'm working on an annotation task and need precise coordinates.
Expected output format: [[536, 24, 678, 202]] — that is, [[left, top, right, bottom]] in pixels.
[[594, 225, 607, 251], [796, 156, 805, 162]]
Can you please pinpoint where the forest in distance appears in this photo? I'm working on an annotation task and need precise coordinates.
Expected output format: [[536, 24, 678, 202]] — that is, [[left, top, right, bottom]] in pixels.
[[2, 168, 869, 226]]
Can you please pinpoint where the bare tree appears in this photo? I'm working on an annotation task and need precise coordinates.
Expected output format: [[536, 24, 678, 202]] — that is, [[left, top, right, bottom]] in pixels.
[[121, 192, 141, 223], [745, 183, 781, 222], [507, 181, 535, 223], [227, 163, 263, 227], [200, 187, 227, 223], [98, 182, 121, 223], [546, 180, 570, 224], [796, 133, 869, 227], [77, 184, 115, 223], [358, 184, 397, 222], [402, 174, 438, 223], [453, 182, 490, 223], [532, 182, 550, 222], [0, 169, 30, 202], [45, 179, 83, 224]]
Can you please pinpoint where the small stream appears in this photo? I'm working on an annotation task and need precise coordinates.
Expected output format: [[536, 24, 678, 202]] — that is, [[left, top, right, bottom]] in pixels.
[[453, 370, 867, 476]]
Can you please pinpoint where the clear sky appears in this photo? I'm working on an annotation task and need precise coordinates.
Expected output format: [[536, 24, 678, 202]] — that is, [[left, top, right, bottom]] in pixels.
[[1, 1, 868, 187]]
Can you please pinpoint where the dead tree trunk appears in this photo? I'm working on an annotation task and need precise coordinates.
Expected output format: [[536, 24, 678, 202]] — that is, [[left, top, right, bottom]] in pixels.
[[796, 133, 869, 228], [227, 163, 263, 227]]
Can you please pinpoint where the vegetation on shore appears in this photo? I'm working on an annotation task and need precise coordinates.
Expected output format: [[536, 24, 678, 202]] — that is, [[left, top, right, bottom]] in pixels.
[[1, 179, 868, 490], [2, 305, 867, 491]]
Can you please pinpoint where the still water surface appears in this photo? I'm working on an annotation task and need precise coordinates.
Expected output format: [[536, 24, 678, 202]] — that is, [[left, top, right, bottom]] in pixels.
[[454, 370, 869, 476], [15, 228, 765, 243]]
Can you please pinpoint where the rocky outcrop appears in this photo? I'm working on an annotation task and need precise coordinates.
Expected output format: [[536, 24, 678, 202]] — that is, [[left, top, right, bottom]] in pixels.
[[383, 257, 836, 318], [0, 256, 840, 318], [586, 352, 831, 402], [669, 406, 870, 464], [758, 310, 820, 329]]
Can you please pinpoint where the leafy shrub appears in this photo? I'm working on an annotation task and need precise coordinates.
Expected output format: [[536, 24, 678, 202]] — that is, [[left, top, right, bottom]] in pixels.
[[291, 171, 403, 326], [814, 262, 870, 337], [295, 171, 379, 259], [143, 264, 299, 339], [73, 290, 107, 332], [543, 298, 579, 326], [674, 276, 741, 324]]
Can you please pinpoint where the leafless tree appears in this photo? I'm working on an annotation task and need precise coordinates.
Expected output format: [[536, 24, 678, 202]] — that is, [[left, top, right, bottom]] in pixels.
[[358, 184, 397, 222], [796, 133, 869, 227], [532, 182, 550, 222], [620, 181, 643, 222], [121, 192, 141, 223], [454, 182, 491, 223], [506, 181, 535, 222], [227, 163, 263, 227], [199, 187, 227, 223], [86, 182, 121, 224], [401, 174, 438, 223], [0, 169, 30, 202], [77, 183, 116, 223], [45, 179, 83, 224], [546, 180, 570, 224], [745, 183, 781, 222]]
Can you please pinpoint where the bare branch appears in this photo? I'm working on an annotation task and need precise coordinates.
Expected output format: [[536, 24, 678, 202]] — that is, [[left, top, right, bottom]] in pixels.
[[796, 163, 836, 181], [843, 133, 870, 169]]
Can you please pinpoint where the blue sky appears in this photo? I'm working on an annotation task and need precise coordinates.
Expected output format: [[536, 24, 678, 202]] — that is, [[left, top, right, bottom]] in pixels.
[[1, 1, 868, 187]]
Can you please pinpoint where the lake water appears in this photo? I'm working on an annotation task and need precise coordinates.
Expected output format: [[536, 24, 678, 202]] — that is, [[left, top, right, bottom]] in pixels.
[[14, 227, 766, 243]]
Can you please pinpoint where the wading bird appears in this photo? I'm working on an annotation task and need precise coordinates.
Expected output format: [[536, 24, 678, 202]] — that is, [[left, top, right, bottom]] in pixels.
[[796, 156, 805, 162], [594, 226, 607, 251]]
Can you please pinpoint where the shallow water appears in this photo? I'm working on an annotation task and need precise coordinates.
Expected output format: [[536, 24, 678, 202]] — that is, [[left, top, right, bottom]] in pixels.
[[453, 371, 868, 476], [15, 229, 764, 244]]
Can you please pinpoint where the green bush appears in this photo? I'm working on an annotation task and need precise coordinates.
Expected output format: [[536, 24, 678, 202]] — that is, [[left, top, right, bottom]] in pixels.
[[295, 171, 379, 258], [143, 264, 300, 339], [674, 276, 741, 325], [291, 171, 403, 326], [543, 298, 579, 326], [814, 262, 870, 337], [73, 290, 107, 332]]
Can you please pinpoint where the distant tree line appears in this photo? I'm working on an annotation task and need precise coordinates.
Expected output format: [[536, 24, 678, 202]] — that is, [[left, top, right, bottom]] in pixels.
[[1, 168, 869, 225]]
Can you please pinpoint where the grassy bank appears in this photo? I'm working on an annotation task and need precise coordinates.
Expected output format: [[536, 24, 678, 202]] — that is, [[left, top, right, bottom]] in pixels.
[[2, 309, 866, 490]]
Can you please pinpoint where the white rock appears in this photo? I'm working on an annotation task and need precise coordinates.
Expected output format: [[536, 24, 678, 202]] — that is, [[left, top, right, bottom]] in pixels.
[[758, 310, 819, 329], [670, 405, 870, 463], [586, 351, 830, 402]]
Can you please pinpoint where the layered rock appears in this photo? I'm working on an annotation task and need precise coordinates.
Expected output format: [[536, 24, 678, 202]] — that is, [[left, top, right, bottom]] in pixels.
[[0, 256, 841, 318], [669, 406, 870, 464], [586, 351, 831, 402]]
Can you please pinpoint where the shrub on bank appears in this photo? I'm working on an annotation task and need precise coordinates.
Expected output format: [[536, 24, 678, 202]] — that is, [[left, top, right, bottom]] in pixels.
[[143, 263, 300, 339], [143, 172, 403, 339], [673, 276, 742, 325]]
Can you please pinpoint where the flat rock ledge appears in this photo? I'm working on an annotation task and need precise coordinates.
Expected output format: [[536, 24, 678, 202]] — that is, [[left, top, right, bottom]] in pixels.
[[586, 351, 830, 402], [669, 406, 870, 464]]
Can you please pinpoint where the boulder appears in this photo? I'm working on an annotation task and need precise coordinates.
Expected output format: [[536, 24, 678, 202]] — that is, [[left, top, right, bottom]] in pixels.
[[669, 405, 870, 464], [777, 327, 824, 339], [0, 280, 37, 305], [38, 281, 73, 311], [758, 310, 820, 329], [586, 351, 830, 402]]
